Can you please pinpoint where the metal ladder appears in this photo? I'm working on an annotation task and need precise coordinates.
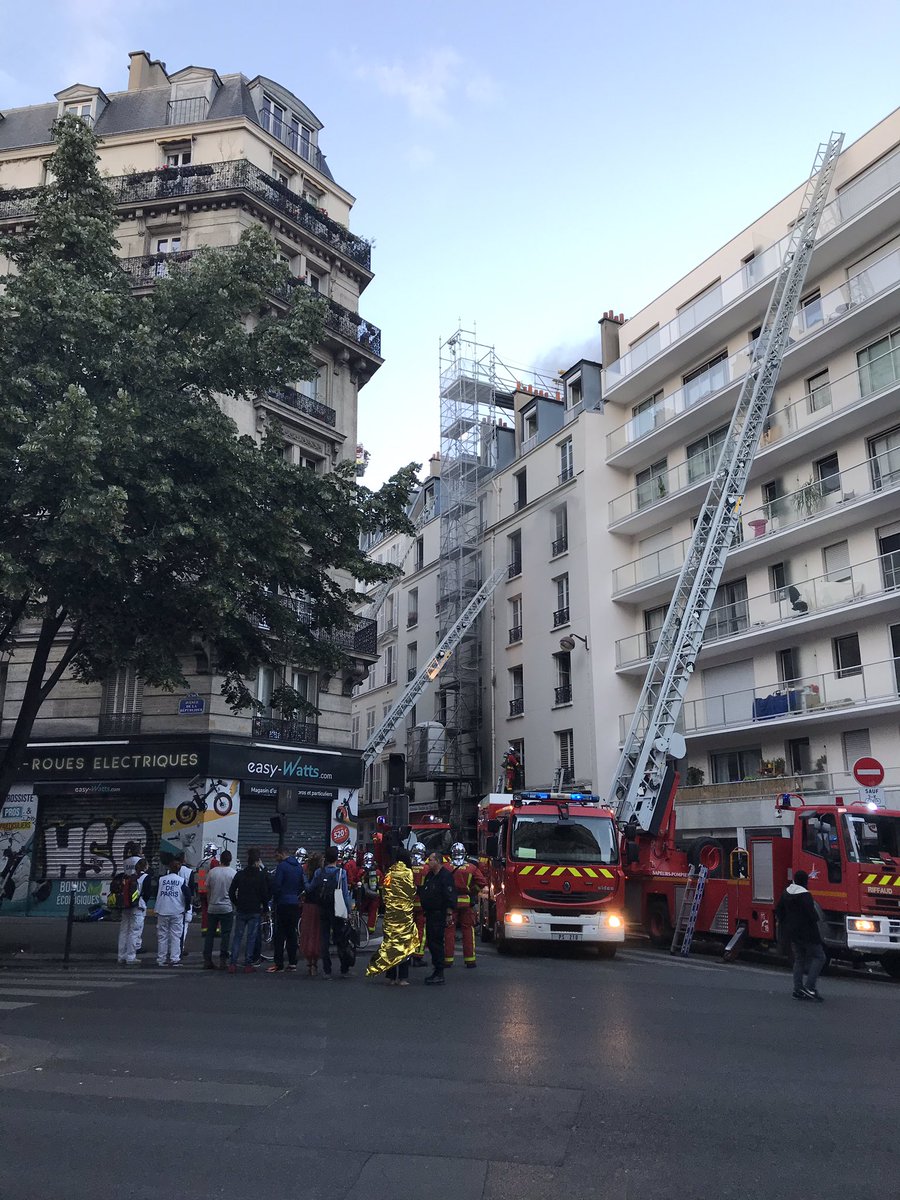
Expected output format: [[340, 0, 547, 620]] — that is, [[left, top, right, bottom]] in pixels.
[[671, 865, 709, 957], [612, 132, 844, 834]]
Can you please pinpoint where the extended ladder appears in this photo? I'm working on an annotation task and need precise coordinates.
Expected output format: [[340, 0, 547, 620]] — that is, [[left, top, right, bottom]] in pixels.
[[612, 132, 844, 833], [671, 865, 708, 956], [361, 562, 508, 770]]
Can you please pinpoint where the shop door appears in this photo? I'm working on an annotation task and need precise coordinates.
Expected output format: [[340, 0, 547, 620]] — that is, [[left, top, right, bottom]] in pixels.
[[238, 796, 329, 867]]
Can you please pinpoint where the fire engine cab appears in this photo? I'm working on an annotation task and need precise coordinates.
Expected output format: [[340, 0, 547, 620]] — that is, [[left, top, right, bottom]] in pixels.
[[477, 792, 625, 956]]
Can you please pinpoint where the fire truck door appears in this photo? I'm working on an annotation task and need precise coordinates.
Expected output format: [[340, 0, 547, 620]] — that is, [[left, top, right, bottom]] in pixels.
[[747, 838, 776, 940]]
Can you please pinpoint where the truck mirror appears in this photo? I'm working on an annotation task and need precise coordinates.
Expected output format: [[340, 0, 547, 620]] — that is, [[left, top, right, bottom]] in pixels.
[[485, 835, 499, 858]]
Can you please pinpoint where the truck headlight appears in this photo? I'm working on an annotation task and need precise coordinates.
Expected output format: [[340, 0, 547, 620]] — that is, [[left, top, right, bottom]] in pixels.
[[505, 911, 529, 925], [853, 918, 876, 933], [607, 914, 623, 929]]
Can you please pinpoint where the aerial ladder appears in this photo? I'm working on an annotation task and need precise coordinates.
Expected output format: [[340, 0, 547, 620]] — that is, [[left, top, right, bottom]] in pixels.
[[609, 131, 844, 883]]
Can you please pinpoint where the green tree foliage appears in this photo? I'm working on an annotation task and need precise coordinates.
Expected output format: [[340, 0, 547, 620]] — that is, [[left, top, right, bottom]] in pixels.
[[0, 116, 417, 800]]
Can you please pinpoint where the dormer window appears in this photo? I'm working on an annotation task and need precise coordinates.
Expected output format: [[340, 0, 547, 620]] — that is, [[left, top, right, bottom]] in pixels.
[[55, 85, 107, 126], [261, 93, 316, 164], [523, 408, 538, 440], [65, 101, 93, 122]]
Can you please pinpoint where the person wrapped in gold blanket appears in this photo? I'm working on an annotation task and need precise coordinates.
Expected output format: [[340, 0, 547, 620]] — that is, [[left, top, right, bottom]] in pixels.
[[365, 848, 419, 985]]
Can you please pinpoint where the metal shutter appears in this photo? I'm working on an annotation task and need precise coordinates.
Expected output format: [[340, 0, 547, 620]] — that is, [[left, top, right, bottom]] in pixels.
[[238, 795, 329, 867], [33, 790, 164, 882]]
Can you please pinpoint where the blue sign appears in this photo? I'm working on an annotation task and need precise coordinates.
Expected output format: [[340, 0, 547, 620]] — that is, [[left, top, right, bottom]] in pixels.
[[178, 692, 206, 716]]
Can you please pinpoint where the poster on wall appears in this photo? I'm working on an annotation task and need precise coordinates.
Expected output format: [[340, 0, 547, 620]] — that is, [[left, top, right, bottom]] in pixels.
[[330, 788, 358, 851], [160, 778, 241, 869], [0, 788, 37, 914]]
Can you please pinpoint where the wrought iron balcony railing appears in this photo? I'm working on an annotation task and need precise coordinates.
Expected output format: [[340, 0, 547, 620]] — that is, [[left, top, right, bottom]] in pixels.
[[166, 96, 210, 125], [553, 606, 570, 628], [258, 595, 378, 658], [259, 110, 327, 172], [552, 536, 568, 556], [508, 560, 522, 580], [554, 685, 573, 705], [508, 625, 522, 644], [509, 697, 525, 717], [99, 712, 142, 735], [265, 385, 336, 427], [252, 715, 318, 745]]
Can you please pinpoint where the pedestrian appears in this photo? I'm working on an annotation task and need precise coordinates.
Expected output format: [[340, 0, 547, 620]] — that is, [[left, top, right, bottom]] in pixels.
[[775, 869, 826, 1001], [360, 851, 383, 935], [299, 851, 323, 976], [268, 847, 304, 973], [172, 851, 196, 958], [227, 847, 271, 973], [155, 860, 191, 967], [306, 846, 354, 979], [203, 849, 236, 970], [196, 842, 219, 935], [116, 857, 151, 966], [418, 851, 456, 985], [411, 842, 428, 965], [366, 849, 419, 986], [444, 842, 488, 970]]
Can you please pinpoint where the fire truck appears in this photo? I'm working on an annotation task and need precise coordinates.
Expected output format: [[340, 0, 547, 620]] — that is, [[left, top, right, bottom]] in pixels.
[[624, 782, 900, 977], [477, 791, 624, 955]]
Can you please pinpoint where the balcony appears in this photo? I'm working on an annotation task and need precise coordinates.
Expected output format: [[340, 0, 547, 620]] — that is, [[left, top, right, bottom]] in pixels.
[[259, 109, 327, 173], [602, 144, 900, 401], [263, 596, 378, 659], [558, 467, 574, 484], [98, 712, 142, 735], [551, 536, 568, 557], [264, 385, 336, 428], [509, 697, 525, 717], [166, 96, 209, 125], [619, 655, 900, 742], [508, 625, 522, 644], [552, 606, 570, 628], [508, 560, 522, 580], [554, 685, 573, 706], [0, 161, 372, 271], [252, 716, 318, 745]]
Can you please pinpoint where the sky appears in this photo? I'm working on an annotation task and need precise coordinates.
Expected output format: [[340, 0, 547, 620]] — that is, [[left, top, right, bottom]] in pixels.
[[2, 0, 900, 486]]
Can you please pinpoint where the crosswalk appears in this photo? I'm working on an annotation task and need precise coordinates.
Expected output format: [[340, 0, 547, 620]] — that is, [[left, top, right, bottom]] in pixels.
[[0, 966, 184, 1013]]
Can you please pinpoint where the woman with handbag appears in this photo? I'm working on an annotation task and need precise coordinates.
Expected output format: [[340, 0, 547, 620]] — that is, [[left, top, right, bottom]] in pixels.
[[305, 846, 355, 979], [365, 849, 419, 987], [299, 852, 323, 976]]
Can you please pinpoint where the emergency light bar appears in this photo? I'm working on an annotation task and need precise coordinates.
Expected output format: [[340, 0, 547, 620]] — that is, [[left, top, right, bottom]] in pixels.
[[514, 791, 600, 806]]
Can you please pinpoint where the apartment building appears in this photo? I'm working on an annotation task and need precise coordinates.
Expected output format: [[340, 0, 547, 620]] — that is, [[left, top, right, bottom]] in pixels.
[[0, 52, 382, 910], [598, 107, 900, 840]]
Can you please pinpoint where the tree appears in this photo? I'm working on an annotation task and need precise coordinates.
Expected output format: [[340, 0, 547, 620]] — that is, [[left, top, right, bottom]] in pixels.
[[0, 116, 417, 804]]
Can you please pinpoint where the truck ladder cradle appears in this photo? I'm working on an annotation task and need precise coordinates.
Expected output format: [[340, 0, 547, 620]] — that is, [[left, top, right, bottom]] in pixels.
[[361, 562, 509, 770], [671, 865, 708, 956], [611, 132, 844, 833]]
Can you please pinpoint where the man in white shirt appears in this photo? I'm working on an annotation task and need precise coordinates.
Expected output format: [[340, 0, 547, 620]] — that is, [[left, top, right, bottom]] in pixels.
[[155, 864, 191, 966], [203, 850, 237, 969], [172, 851, 195, 957]]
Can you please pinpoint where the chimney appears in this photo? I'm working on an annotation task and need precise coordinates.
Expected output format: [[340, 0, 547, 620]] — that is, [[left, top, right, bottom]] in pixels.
[[128, 50, 169, 91], [598, 310, 624, 368]]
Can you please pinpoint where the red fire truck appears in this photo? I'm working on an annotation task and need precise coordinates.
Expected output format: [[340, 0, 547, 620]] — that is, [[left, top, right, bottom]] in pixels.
[[626, 785, 900, 977], [477, 791, 625, 956]]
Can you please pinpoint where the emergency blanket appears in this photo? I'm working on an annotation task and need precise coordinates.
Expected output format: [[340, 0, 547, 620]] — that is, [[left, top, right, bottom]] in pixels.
[[365, 861, 419, 975]]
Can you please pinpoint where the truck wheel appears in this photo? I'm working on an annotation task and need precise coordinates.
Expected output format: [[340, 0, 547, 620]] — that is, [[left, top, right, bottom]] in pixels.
[[595, 945, 617, 960], [647, 900, 673, 947], [880, 955, 900, 980], [687, 837, 724, 876]]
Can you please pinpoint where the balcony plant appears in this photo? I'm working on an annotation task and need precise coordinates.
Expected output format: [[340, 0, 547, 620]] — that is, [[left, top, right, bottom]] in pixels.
[[793, 477, 825, 517], [684, 765, 705, 786]]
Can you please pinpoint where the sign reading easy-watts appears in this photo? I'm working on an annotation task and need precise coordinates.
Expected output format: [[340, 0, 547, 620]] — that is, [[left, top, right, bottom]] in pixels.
[[210, 743, 363, 792]]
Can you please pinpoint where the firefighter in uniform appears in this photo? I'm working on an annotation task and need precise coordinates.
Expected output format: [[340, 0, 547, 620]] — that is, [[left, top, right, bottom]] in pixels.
[[360, 851, 383, 934], [444, 842, 487, 969], [196, 843, 219, 936], [411, 842, 428, 964], [341, 845, 361, 895]]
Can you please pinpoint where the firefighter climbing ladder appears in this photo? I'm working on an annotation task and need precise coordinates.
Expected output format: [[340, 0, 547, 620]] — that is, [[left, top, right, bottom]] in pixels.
[[671, 865, 709, 956], [610, 131, 844, 838], [361, 562, 509, 770]]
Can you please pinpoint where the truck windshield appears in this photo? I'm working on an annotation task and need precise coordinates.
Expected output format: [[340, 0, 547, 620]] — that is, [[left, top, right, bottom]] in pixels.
[[842, 813, 900, 864], [512, 815, 618, 865]]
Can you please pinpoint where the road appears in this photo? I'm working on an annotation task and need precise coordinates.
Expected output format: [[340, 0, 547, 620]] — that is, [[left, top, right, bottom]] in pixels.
[[0, 939, 895, 1200]]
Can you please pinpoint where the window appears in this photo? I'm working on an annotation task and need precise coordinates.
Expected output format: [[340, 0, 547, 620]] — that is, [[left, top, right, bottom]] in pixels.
[[153, 235, 182, 276], [406, 643, 417, 682], [365, 707, 376, 741], [554, 651, 572, 705], [65, 101, 93, 121], [297, 454, 318, 472], [297, 363, 326, 402], [878, 524, 900, 590], [306, 270, 322, 293], [682, 351, 729, 408], [833, 633, 862, 679], [164, 146, 192, 167], [800, 289, 823, 330], [383, 645, 396, 686], [814, 452, 841, 496], [742, 252, 761, 287], [801, 811, 838, 859], [509, 596, 523, 644], [509, 667, 524, 717], [777, 647, 801, 686], [522, 408, 538, 440], [686, 425, 727, 485], [414, 537, 424, 572], [868, 425, 900, 490], [509, 739, 525, 783], [631, 391, 663, 438], [708, 578, 749, 639], [553, 575, 569, 627], [289, 669, 313, 707], [842, 728, 871, 771], [383, 594, 397, 632], [644, 605, 667, 656], [769, 561, 789, 602], [567, 375, 582, 408], [508, 530, 522, 578], [552, 505, 568, 556], [100, 666, 143, 733], [556, 729, 575, 776], [806, 369, 831, 413], [559, 438, 574, 483], [822, 540, 851, 583], [858, 328, 900, 397], [513, 470, 527, 511], [635, 459, 668, 509], [407, 588, 418, 628], [351, 713, 360, 749], [710, 749, 762, 783], [677, 280, 722, 336], [786, 737, 811, 776], [272, 157, 294, 187]]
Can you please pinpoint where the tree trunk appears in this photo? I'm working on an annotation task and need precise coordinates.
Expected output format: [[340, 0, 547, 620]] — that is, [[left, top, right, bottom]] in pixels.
[[0, 611, 66, 806]]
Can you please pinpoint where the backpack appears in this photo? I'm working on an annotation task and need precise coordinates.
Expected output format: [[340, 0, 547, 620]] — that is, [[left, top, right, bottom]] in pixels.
[[315, 867, 341, 913], [107, 873, 125, 910], [120, 873, 140, 910]]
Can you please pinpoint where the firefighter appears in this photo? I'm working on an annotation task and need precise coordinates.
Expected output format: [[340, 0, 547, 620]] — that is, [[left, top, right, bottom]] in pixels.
[[444, 842, 487, 969], [341, 844, 361, 893], [360, 851, 383, 935], [411, 842, 428, 964], [196, 842, 219, 936]]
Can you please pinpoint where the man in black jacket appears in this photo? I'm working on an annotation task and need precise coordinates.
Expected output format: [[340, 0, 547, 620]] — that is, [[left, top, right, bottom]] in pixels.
[[227, 848, 271, 973], [418, 852, 456, 985], [775, 869, 825, 1001]]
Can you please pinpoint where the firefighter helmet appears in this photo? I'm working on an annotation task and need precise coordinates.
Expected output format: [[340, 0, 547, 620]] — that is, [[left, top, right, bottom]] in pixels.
[[203, 843, 218, 859], [412, 842, 427, 865], [295, 847, 308, 863], [339, 844, 354, 862], [450, 841, 466, 866], [363, 852, 375, 868]]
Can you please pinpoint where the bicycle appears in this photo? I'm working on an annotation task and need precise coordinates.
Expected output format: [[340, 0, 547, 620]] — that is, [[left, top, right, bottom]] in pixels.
[[348, 907, 369, 951], [172, 779, 233, 827]]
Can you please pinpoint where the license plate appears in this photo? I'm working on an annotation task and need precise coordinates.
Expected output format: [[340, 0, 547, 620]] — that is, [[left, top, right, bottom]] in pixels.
[[551, 931, 582, 941]]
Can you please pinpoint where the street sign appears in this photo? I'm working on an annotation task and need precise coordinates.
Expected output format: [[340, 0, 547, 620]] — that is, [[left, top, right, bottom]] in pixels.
[[858, 786, 885, 808], [178, 692, 206, 716], [852, 757, 884, 786]]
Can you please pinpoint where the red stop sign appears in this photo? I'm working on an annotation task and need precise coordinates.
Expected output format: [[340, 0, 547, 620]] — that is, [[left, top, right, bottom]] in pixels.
[[853, 757, 884, 786]]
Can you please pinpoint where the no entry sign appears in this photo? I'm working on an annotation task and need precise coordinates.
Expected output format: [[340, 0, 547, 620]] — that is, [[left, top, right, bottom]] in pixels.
[[852, 757, 884, 786]]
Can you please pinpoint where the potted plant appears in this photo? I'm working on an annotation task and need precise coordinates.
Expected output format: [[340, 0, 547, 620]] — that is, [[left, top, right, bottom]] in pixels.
[[793, 477, 824, 517], [684, 766, 705, 787]]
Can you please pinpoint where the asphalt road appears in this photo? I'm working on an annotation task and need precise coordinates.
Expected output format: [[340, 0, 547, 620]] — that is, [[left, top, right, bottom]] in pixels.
[[0, 940, 895, 1200]]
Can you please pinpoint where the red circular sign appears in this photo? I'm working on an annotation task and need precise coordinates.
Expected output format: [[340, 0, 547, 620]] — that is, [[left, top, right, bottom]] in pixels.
[[331, 823, 350, 845], [853, 757, 884, 786]]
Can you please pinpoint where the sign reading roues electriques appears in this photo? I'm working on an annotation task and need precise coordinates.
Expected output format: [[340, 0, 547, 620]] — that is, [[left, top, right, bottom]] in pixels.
[[852, 757, 885, 786]]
